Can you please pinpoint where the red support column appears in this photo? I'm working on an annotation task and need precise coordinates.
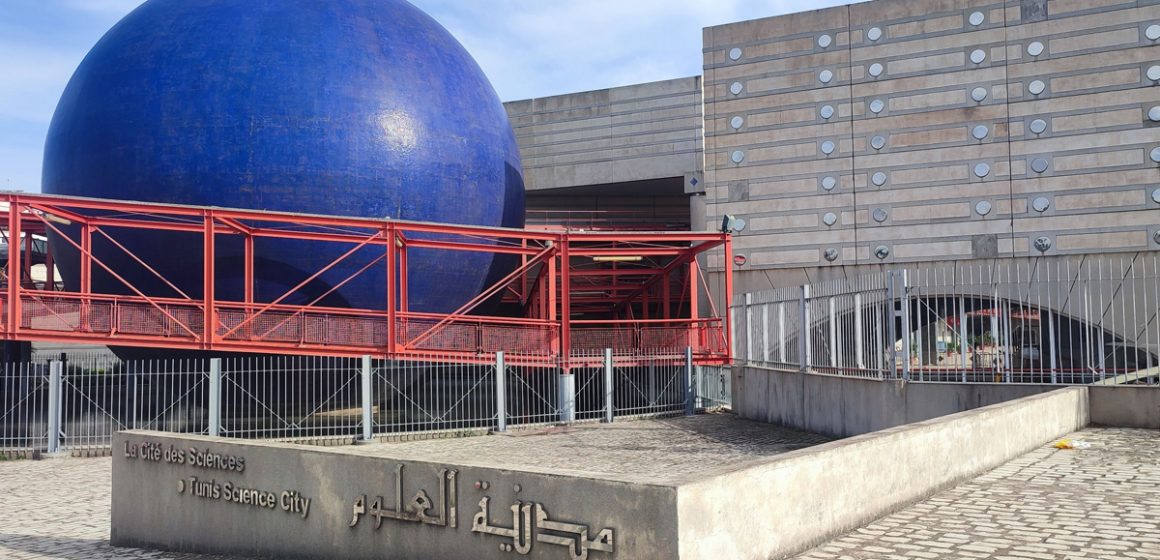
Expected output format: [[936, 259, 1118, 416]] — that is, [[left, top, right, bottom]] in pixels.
[[80, 224, 91, 294], [547, 243, 558, 355], [79, 223, 92, 332], [559, 235, 570, 370], [386, 224, 397, 355], [243, 233, 254, 305], [203, 211, 216, 347], [6, 202, 21, 333], [398, 243, 408, 314]]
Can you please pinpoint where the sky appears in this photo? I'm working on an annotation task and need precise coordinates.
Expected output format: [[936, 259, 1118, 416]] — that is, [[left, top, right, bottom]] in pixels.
[[0, 0, 847, 192]]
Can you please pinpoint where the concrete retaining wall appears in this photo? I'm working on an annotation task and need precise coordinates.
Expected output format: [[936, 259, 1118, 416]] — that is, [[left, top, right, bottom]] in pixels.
[[677, 387, 1090, 560], [1089, 385, 1160, 429], [735, 365, 1065, 437], [112, 432, 678, 560]]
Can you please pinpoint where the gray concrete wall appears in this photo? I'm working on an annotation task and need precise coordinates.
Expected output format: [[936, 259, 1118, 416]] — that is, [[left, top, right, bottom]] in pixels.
[[1090, 385, 1160, 429], [702, 0, 1160, 273], [111, 432, 678, 560], [735, 365, 1064, 437], [505, 77, 703, 192], [677, 387, 1090, 560]]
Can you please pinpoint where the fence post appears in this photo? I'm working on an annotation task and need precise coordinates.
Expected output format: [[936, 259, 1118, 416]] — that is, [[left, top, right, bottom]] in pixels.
[[684, 347, 695, 416], [799, 284, 811, 373], [900, 270, 912, 381], [208, 358, 221, 437], [495, 351, 507, 432], [744, 293, 754, 363], [603, 349, 613, 423], [558, 369, 575, 424], [47, 360, 62, 454], [360, 355, 373, 441]]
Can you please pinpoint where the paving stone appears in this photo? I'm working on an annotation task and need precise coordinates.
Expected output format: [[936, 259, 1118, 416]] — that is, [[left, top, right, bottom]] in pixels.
[[791, 428, 1160, 560]]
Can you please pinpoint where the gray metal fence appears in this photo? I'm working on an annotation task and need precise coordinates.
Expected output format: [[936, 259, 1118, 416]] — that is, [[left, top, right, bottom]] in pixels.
[[734, 253, 1160, 385], [1, 348, 730, 455]]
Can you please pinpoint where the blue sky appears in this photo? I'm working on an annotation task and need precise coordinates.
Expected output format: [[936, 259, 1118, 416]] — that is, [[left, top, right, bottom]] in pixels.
[[0, 0, 845, 192]]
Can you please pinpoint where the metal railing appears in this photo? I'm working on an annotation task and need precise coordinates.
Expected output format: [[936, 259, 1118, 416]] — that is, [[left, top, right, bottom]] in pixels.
[[1, 347, 731, 455], [733, 253, 1160, 385]]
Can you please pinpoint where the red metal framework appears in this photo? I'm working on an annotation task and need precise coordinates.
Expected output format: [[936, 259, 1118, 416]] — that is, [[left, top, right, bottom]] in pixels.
[[0, 193, 731, 367]]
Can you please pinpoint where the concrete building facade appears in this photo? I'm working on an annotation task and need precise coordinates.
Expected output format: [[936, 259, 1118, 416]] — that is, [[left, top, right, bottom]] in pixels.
[[506, 0, 1160, 294]]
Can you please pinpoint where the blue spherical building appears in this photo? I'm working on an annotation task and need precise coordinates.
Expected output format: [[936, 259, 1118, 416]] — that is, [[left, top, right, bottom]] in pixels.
[[43, 0, 524, 314]]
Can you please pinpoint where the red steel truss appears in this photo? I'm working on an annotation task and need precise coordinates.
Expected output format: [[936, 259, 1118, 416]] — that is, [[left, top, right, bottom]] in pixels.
[[0, 194, 732, 367]]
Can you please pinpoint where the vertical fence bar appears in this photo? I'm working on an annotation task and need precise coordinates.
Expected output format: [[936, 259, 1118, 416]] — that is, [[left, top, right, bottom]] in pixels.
[[684, 346, 695, 416], [900, 270, 912, 381], [854, 293, 864, 370], [47, 360, 62, 454], [603, 348, 614, 423], [495, 351, 507, 432], [778, 303, 786, 363], [208, 358, 221, 437], [800, 284, 811, 373], [744, 293, 754, 363], [361, 355, 373, 441], [762, 303, 770, 364], [958, 294, 968, 382]]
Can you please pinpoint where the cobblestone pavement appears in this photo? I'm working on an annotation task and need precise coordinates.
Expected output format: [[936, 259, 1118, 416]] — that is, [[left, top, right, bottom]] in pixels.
[[0, 456, 240, 560], [792, 427, 1160, 560]]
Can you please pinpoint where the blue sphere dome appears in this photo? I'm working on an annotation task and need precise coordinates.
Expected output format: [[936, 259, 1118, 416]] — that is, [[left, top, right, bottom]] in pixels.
[[42, 0, 525, 315]]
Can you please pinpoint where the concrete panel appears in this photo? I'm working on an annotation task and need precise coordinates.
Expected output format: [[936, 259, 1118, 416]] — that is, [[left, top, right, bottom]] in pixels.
[[507, 77, 702, 191], [677, 387, 1090, 560], [112, 431, 678, 560], [736, 366, 1070, 437], [1089, 386, 1160, 429]]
